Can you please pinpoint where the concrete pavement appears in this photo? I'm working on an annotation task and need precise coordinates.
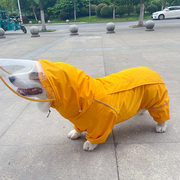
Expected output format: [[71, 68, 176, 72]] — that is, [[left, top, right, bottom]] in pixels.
[[0, 22, 180, 180]]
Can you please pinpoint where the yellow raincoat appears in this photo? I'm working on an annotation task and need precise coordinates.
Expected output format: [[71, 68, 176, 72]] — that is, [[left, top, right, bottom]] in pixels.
[[38, 60, 170, 144]]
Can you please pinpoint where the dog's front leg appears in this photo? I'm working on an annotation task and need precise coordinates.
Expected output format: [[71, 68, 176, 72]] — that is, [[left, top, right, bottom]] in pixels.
[[83, 140, 98, 151], [156, 121, 167, 133], [68, 129, 82, 140]]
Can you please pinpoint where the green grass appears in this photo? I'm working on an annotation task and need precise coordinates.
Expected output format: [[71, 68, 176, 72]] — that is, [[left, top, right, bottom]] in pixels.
[[28, 14, 151, 24], [39, 29, 56, 32], [72, 14, 151, 23], [28, 19, 38, 24]]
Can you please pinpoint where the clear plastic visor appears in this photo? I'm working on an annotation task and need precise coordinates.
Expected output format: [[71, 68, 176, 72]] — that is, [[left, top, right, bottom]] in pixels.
[[0, 59, 55, 102]]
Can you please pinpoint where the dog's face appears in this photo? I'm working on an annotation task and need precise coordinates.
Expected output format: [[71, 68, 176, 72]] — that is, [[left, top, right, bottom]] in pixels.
[[8, 64, 47, 99]]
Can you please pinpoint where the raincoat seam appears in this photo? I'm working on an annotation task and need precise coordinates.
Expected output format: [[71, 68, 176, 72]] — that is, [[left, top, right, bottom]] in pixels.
[[148, 101, 169, 110], [104, 74, 163, 88], [93, 99, 118, 116], [107, 82, 165, 95]]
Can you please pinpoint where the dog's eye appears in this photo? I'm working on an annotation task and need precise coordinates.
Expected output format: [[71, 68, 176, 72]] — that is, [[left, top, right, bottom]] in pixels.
[[31, 72, 38, 77], [29, 72, 39, 80]]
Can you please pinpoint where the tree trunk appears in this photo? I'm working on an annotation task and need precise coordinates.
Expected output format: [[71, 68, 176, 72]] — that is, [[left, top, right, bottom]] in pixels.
[[161, 0, 166, 10], [89, 0, 91, 22], [74, 0, 76, 21], [113, 0, 116, 20], [138, 0, 144, 26], [31, 0, 38, 21], [39, 0, 46, 31]]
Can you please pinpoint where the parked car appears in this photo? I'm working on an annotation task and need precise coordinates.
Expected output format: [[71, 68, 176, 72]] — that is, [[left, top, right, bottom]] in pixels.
[[151, 6, 180, 20]]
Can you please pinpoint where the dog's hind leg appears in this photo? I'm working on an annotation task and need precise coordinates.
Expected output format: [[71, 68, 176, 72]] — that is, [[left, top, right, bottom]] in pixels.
[[156, 121, 167, 133], [68, 129, 82, 140], [148, 101, 170, 133]]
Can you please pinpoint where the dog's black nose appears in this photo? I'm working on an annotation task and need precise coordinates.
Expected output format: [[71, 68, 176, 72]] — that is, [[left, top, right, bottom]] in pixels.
[[9, 76, 16, 83]]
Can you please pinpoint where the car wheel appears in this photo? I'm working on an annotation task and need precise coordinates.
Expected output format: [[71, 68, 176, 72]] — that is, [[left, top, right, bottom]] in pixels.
[[158, 14, 164, 20], [21, 26, 27, 34], [2, 27, 7, 31]]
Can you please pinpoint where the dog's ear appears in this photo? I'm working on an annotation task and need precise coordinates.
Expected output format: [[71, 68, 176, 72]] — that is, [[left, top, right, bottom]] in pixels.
[[29, 64, 39, 80]]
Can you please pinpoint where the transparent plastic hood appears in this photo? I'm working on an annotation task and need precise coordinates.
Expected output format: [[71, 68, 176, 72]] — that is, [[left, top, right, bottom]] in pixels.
[[0, 59, 55, 102]]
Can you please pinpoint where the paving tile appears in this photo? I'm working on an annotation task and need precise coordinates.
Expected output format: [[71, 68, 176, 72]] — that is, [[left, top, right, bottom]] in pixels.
[[66, 55, 105, 78], [35, 51, 71, 62], [0, 101, 113, 146], [70, 49, 103, 57], [0, 82, 30, 138], [104, 54, 151, 75], [116, 143, 180, 180], [0, 144, 118, 180], [0, 37, 58, 59]]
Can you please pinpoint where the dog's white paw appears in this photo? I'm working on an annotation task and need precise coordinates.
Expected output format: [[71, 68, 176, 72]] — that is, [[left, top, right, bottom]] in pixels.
[[156, 122, 167, 133], [68, 129, 81, 140], [83, 140, 98, 151]]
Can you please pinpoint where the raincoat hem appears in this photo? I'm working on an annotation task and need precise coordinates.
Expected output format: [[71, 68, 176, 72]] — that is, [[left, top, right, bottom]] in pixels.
[[148, 101, 170, 110]]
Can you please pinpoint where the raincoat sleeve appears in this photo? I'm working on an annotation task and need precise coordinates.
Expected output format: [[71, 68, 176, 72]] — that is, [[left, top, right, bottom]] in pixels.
[[72, 100, 118, 144], [74, 125, 86, 133]]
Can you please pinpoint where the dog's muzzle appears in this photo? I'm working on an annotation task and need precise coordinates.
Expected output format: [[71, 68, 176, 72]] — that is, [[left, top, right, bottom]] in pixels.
[[8, 75, 43, 96]]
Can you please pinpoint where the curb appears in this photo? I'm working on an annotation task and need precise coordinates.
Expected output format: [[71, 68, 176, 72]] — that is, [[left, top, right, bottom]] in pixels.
[[25, 22, 87, 26]]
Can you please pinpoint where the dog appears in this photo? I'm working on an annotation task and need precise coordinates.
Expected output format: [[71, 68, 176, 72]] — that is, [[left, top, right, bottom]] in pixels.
[[8, 60, 170, 151]]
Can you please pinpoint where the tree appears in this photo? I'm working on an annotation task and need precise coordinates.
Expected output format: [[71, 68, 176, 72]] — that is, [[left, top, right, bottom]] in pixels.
[[161, 0, 166, 10], [74, 0, 76, 20], [127, 5, 134, 16], [39, 0, 46, 30], [0, 0, 16, 12], [19, 0, 31, 16], [146, 4, 158, 14], [89, 0, 91, 21], [42, 0, 56, 9], [31, 0, 38, 21], [100, 6, 112, 17], [138, 0, 144, 26], [96, 4, 106, 17], [116, 5, 127, 17], [113, 0, 115, 19]]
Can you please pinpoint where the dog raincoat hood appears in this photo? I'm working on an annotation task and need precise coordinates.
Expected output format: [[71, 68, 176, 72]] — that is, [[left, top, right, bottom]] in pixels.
[[38, 60, 170, 144], [38, 60, 97, 119]]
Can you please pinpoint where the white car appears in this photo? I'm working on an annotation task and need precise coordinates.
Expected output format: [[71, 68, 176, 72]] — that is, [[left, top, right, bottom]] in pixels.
[[151, 6, 180, 20]]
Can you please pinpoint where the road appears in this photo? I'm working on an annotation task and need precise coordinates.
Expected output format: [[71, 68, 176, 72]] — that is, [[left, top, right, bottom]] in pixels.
[[25, 18, 180, 31]]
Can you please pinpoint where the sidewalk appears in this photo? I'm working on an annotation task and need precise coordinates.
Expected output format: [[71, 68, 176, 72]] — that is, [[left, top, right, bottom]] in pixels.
[[0, 23, 180, 180]]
